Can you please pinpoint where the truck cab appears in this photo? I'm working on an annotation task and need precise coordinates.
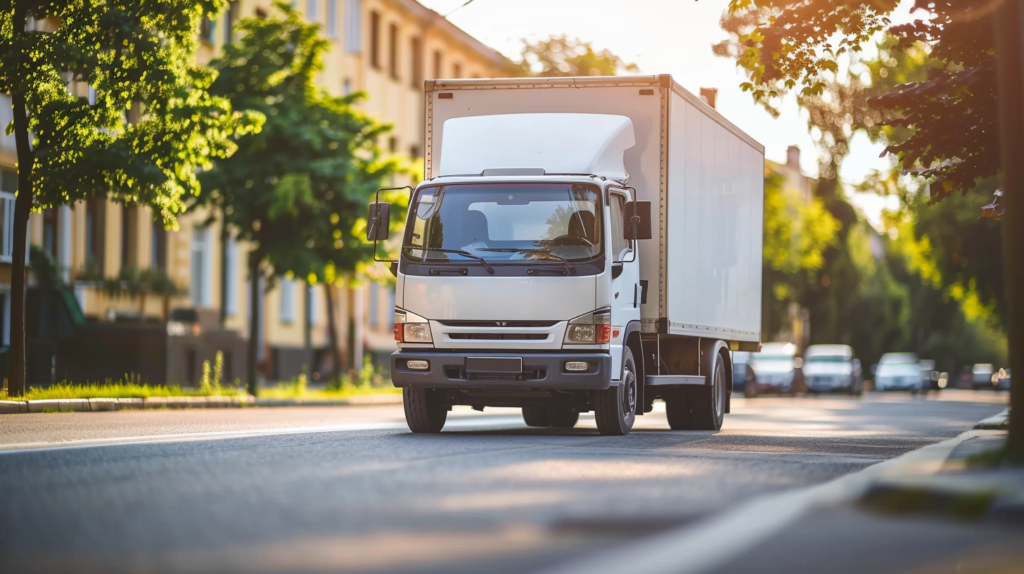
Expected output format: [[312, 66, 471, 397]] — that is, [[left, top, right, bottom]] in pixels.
[[366, 76, 764, 435]]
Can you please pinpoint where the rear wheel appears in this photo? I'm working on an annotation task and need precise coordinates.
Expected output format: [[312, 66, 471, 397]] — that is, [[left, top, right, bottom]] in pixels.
[[522, 406, 549, 427], [403, 388, 447, 433], [595, 347, 637, 436], [666, 350, 727, 431]]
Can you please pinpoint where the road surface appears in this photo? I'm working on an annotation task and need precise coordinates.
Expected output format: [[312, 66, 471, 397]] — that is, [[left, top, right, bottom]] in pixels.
[[0, 390, 1008, 574]]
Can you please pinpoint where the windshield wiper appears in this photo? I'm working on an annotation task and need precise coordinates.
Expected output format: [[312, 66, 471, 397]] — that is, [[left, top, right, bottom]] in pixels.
[[416, 247, 495, 274], [477, 248, 572, 276]]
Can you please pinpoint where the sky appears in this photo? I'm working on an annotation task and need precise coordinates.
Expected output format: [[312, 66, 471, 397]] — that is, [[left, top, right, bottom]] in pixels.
[[419, 0, 912, 228]]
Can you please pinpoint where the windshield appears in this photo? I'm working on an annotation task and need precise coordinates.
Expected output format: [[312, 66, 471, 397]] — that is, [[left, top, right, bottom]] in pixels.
[[752, 355, 793, 364], [402, 183, 603, 265], [807, 356, 849, 363]]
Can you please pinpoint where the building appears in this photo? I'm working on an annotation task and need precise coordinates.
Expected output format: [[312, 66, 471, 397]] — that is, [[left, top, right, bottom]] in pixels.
[[2, 0, 512, 386]]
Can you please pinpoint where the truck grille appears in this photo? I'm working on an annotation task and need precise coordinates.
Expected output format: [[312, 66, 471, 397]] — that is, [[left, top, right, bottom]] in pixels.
[[438, 320, 559, 328], [448, 333, 547, 341]]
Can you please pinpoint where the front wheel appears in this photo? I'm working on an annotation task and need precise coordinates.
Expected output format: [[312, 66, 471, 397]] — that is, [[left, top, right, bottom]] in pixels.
[[594, 347, 637, 436], [403, 388, 448, 433]]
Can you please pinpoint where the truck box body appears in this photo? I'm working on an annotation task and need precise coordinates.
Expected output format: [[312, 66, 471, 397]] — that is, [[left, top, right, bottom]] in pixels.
[[424, 75, 764, 345]]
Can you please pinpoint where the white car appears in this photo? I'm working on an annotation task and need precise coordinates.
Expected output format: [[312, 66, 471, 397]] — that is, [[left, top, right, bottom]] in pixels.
[[803, 344, 862, 395], [874, 352, 922, 391], [972, 364, 996, 390], [747, 343, 798, 396]]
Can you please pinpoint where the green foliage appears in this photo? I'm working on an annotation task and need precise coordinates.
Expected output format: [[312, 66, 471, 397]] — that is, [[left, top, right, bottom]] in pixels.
[[199, 351, 226, 395], [81, 266, 186, 299], [720, 0, 999, 195], [0, 0, 262, 219], [0, 380, 244, 401], [28, 244, 62, 288], [196, 1, 400, 288], [515, 35, 639, 77]]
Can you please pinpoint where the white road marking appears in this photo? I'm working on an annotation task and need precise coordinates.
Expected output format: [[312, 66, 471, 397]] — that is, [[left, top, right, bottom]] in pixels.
[[0, 415, 528, 454], [537, 430, 979, 574]]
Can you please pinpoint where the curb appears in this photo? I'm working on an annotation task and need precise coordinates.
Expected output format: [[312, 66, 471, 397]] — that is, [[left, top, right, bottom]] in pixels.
[[536, 425, 996, 574], [974, 408, 1009, 429], [0, 393, 402, 414]]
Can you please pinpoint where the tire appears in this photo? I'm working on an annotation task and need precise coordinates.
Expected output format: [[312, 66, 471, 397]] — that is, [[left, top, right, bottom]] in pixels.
[[666, 350, 727, 431], [743, 377, 758, 399], [595, 346, 637, 436], [547, 406, 580, 429], [403, 388, 447, 433], [522, 406, 549, 427]]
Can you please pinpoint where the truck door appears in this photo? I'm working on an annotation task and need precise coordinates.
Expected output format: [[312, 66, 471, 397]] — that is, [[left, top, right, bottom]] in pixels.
[[609, 190, 641, 380]]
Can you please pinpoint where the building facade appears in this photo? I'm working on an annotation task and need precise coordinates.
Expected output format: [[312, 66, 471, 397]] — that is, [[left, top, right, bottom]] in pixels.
[[2, 0, 512, 386]]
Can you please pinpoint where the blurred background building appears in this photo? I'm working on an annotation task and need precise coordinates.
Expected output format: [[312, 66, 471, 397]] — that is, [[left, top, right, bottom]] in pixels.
[[1, 0, 512, 387]]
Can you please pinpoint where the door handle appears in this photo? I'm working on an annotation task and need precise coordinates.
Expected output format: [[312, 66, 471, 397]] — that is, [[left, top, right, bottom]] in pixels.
[[633, 283, 638, 308]]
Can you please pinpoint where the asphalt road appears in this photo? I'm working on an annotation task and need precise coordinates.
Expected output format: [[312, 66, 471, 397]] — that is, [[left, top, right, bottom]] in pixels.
[[0, 390, 1008, 574]]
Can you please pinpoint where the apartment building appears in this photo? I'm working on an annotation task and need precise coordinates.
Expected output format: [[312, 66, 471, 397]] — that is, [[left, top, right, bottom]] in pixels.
[[3, 0, 512, 385]]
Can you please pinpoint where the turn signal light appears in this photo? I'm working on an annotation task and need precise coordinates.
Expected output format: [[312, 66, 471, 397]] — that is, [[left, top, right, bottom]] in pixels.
[[394, 323, 403, 342]]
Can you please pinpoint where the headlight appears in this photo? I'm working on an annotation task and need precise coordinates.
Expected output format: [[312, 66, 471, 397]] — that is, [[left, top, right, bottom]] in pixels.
[[394, 309, 432, 344], [564, 307, 611, 345]]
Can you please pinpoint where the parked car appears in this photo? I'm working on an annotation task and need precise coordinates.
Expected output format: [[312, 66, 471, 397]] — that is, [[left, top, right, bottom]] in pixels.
[[997, 368, 1011, 391], [746, 343, 799, 397], [732, 351, 755, 393], [972, 363, 996, 390], [802, 344, 863, 395], [918, 359, 942, 391], [874, 352, 922, 391]]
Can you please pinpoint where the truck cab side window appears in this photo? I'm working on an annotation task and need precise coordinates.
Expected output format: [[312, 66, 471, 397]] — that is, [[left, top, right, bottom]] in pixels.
[[610, 194, 629, 260]]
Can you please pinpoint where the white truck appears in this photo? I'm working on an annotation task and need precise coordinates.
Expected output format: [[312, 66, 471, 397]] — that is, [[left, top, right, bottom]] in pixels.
[[367, 75, 764, 435]]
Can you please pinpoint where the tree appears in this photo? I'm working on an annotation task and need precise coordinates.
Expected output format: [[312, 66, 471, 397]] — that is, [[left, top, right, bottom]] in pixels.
[[0, 0, 259, 396], [516, 35, 639, 77], [196, 1, 398, 394], [722, 0, 1024, 459]]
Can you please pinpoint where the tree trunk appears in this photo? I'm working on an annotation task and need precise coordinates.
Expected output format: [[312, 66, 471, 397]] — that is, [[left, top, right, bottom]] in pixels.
[[323, 284, 342, 380], [994, 0, 1024, 460], [7, 38, 34, 397], [247, 252, 262, 396]]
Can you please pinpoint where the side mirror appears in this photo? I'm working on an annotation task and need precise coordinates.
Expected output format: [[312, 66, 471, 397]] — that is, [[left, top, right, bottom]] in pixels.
[[625, 201, 653, 240], [366, 202, 391, 242]]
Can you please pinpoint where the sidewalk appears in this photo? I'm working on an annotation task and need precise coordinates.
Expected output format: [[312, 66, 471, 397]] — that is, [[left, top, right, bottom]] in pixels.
[[711, 409, 1023, 573], [0, 393, 402, 414]]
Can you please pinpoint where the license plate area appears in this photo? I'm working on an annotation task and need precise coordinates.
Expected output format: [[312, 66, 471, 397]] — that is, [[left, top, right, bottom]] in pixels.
[[465, 357, 523, 374]]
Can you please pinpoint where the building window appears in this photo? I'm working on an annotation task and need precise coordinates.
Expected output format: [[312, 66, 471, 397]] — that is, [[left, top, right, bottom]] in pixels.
[[432, 50, 442, 80], [0, 169, 15, 263], [409, 145, 421, 159], [191, 226, 211, 307], [151, 217, 167, 272], [453, 62, 462, 79], [307, 0, 318, 20], [368, 283, 379, 328], [307, 284, 318, 325], [85, 199, 105, 272], [343, 78, 353, 95], [388, 137, 397, 154], [199, 15, 217, 44], [121, 205, 136, 269], [280, 279, 296, 324], [42, 208, 58, 258], [325, 0, 336, 38], [224, 235, 238, 316], [224, 0, 239, 44], [388, 23, 399, 80], [410, 37, 423, 88], [344, 0, 362, 53], [369, 11, 381, 69]]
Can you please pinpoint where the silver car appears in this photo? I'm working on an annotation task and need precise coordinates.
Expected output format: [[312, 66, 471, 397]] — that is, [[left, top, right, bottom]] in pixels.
[[874, 352, 922, 391], [803, 344, 863, 395]]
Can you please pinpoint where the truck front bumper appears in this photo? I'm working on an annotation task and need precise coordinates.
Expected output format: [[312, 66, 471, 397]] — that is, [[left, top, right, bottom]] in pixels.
[[391, 351, 613, 390]]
